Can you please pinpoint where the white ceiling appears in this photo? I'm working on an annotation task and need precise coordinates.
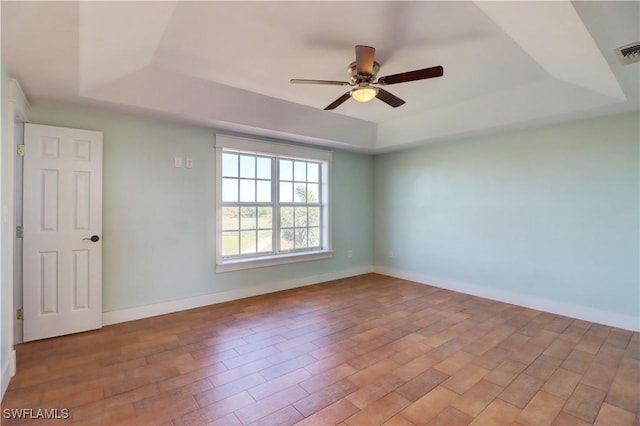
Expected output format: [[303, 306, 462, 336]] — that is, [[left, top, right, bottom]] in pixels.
[[2, 1, 639, 153]]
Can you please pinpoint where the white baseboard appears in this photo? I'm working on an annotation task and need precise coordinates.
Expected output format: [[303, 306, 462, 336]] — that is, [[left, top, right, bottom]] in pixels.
[[103, 266, 374, 326], [1, 349, 16, 401], [374, 266, 640, 332]]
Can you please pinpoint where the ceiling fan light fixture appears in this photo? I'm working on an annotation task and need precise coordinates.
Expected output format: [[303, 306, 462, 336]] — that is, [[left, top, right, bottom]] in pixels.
[[351, 86, 378, 103]]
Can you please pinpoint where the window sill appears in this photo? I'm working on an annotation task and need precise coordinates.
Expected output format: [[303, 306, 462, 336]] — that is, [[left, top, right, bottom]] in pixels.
[[216, 250, 334, 273]]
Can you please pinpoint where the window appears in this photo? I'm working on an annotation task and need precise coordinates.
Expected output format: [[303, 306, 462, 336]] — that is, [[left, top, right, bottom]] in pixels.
[[216, 135, 332, 272]]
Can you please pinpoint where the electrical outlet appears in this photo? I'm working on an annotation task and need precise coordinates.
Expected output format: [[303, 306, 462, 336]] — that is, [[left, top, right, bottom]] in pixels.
[[186, 158, 194, 169], [388, 250, 394, 258], [16, 308, 23, 320], [347, 250, 353, 259]]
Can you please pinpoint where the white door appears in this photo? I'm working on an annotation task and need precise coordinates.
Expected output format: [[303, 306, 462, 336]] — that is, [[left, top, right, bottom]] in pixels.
[[23, 123, 103, 342]]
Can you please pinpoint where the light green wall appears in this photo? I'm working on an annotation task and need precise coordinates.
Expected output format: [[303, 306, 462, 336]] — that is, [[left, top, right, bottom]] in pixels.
[[20, 102, 640, 326], [28, 103, 373, 312], [374, 111, 640, 319]]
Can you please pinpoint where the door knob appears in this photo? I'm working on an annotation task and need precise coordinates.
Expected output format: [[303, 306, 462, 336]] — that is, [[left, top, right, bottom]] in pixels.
[[83, 235, 100, 242]]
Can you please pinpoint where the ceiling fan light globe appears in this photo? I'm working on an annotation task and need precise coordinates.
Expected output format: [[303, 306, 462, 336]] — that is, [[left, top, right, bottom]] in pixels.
[[351, 86, 378, 103]]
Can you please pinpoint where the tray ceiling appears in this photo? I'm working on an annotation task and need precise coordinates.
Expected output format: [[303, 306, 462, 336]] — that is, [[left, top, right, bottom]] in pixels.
[[2, 1, 638, 152]]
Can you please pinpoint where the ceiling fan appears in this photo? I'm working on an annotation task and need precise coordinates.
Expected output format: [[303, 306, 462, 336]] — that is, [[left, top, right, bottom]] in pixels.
[[290, 45, 444, 110]]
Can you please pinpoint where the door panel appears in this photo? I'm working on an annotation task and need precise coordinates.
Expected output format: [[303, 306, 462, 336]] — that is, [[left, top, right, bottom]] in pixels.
[[41, 169, 59, 231], [40, 251, 58, 314], [73, 172, 91, 230], [23, 123, 103, 342], [72, 249, 90, 310]]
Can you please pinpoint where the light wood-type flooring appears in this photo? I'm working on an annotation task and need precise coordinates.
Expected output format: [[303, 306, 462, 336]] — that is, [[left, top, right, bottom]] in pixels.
[[2, 274, 639, 425]]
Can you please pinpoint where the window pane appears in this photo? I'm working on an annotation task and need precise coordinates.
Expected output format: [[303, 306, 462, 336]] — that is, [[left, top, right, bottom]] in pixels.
[[308, 207, 320, 227], [307, 163, 319, 183], [280, 181, 293, 202], [257, 230, 272, 253], [222, 178, 238, 202], [222, 153, 238, 177], [222, 207, 239, 231], [295, 228, 308, 249], [256, 180, 271, 202], [306, 184, 319, 202], [280, 160, 293, 181], [222, 231, 239, 256], [257, 207, 272, 229], [280, 229, 294, 251], [308, 227, 320, 247], [240, 207, 256, 230], [257, 157, 271, 179], [294, 184, 308, 203], [295, 206, 307, 227], [294, 161, 306, 181], [240, 155, 255, 178], [240, 179, 255, 202], [280, 207, 293, 227], [240, 230, 256, 253]]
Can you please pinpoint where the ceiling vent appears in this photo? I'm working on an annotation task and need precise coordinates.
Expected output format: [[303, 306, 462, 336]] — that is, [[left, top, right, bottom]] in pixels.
[[616, 41, 640, 65]]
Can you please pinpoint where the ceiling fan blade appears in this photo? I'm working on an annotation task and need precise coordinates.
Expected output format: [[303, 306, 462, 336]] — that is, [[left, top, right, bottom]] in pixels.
[[290, 79, 351, 86], [377, 65, 444, 85], [324, 92, 351, 110], [376, 88, 406, 108], [355, 45, 375, 76]]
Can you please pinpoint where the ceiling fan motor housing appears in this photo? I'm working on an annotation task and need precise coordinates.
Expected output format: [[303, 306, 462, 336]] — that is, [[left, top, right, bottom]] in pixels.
[[348, 61, 380, 83]]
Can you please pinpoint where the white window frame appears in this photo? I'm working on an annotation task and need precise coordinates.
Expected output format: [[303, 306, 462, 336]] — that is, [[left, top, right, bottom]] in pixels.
[[215, 134, 333, 272]]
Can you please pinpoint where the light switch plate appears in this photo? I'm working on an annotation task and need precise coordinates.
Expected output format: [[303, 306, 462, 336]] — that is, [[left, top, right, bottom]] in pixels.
[[174, 157, 184, 168]]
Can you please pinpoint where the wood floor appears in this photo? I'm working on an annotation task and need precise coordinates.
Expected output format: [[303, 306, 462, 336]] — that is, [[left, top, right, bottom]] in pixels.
[[2, 274, 638, 426]]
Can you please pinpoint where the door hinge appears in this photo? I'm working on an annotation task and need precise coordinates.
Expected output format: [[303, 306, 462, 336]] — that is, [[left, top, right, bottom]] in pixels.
[[16, 225, 23, 238], [16, 308, 23, 320], [17, 144, 25, 157]]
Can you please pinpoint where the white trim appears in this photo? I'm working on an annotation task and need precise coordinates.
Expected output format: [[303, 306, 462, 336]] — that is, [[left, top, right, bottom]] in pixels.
[[10, 349, 15, 377], [103, 265, 373, 326], [1, 350, 15, 400], [216, 250, 333, 273], [3, 79, 29, 395], [215, 134, 333, 162], [8, 79, 29, 116], [374, 266, 640, 332]]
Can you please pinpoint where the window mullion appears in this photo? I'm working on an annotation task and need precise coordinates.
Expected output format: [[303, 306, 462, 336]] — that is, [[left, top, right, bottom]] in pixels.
[[235, 154, 241, 255], [318, 165, 323, 249], [272, 157, 279, 255]]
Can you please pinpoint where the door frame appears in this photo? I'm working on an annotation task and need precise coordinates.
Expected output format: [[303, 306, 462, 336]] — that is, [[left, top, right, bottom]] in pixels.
[[1, 79, 29, 398]]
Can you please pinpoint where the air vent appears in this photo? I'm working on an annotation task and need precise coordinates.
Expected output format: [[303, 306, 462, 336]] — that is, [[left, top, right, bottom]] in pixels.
[[616, 41, 640, 65]]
